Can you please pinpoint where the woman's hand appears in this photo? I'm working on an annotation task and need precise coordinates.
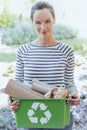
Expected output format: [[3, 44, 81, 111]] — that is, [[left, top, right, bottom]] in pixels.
[[8, 96, 20, 112], [67, 92, 80, 106], [10, 100, 20, 112]]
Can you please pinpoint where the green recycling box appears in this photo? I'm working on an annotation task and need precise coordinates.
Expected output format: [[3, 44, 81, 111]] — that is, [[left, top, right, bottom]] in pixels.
[[13, 98, 70, 128]]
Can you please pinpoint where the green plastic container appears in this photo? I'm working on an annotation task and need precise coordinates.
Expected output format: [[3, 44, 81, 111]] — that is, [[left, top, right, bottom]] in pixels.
[[13, 98, 70, 128]]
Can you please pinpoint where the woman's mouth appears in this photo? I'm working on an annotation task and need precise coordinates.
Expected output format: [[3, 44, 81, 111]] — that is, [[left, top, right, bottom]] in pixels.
[[42, 31, 48, 34]]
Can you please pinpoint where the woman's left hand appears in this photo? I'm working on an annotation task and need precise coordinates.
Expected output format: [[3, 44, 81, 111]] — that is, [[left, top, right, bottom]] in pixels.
[[67, 92, 80, 106]]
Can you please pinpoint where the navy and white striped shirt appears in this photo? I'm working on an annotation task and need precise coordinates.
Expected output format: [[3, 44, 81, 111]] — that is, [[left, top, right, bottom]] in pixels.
[[15, 42, 75, 88]]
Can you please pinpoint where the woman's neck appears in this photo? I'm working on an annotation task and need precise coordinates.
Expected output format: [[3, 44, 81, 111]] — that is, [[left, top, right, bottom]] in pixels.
[[36, 37, 58, 46]]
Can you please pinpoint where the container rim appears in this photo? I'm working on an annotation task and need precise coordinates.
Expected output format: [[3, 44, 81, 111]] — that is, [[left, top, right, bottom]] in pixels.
[[12, 98, 70, 101]]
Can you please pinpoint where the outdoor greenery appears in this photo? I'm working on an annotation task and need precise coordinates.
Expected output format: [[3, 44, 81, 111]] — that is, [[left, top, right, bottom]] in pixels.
[[53, 24, 78, 40], [0, 10, 17, 28], [0, 53, 16, 62], [1, 22, 78, 45], [0, 1, 78, 46], [1, 21, 36, 45], [60, 38, 87, 56]]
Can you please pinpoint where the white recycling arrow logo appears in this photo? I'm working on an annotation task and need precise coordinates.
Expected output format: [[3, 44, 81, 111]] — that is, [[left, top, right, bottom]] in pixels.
[[27, 102, 52, 125]]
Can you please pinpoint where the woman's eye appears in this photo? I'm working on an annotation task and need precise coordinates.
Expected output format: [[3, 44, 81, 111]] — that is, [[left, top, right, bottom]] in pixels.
[[35, 22, 41, 24], [46, 20, 51, 23]]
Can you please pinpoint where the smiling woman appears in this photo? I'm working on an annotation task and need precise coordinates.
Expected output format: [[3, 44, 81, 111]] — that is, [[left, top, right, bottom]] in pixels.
[[31, 2, 56, 46], [32, 8, 55, 43], [9, 1, 80, 130]]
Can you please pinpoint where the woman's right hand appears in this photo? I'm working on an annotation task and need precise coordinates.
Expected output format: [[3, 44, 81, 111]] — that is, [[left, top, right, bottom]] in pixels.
[[9, 97, 20, 112], [10, 100, 20, 112]]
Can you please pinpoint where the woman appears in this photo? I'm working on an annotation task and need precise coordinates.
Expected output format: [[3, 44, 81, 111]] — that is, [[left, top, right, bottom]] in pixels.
[[10, 1, 80, 130]]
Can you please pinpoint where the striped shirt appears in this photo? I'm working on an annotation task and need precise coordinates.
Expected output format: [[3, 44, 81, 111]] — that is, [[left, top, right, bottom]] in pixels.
[[15, 42, 75, 88]]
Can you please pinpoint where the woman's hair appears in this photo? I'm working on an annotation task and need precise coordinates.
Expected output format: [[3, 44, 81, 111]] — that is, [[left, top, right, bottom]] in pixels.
[[30, 1, 55, 21]]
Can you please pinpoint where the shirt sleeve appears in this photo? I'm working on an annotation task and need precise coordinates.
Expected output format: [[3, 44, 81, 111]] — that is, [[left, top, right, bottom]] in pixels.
[[15, 48, 24, 83], [64, 48, 74, 85], [64, 47, 78, 93]]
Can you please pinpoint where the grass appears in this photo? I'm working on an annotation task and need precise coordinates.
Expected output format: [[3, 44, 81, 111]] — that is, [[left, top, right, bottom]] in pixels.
[[0, 53, 16, 62]]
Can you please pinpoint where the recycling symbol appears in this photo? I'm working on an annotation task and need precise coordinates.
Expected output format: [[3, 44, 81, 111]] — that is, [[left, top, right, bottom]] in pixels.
[[27, 102, 52, 125]]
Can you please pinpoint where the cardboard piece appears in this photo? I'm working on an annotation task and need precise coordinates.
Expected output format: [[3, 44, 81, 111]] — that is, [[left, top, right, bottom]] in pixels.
[[4, 79, 45, 98]]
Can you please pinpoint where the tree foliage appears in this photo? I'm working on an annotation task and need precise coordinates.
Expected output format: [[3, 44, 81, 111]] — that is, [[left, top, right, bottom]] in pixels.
[[0, 9, 16, 28]]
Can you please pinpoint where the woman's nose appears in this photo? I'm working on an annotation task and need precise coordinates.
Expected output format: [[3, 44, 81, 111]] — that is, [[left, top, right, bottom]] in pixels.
[[40, 24, 46, 31]]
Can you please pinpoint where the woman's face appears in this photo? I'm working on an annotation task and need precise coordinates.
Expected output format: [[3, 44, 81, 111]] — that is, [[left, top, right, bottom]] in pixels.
[[32, 8, 55, 39]]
